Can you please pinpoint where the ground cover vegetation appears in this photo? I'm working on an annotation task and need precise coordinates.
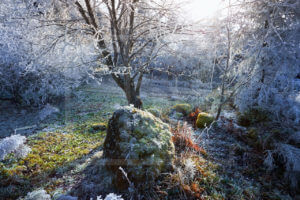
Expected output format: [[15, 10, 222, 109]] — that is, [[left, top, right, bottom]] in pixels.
[[0, 0, 299, 199]]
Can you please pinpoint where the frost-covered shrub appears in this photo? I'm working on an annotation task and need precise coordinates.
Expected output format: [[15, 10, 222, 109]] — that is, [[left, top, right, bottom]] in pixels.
[[24, 189, 51, 200], [265, 144, 300, 191], [0, 63, 76, 106], [0, 134, 31, 161], [0, 1, 98, 106], [234, 0, 300, 127], [14, 144, 32, 159], [236, 70, 299, 126]]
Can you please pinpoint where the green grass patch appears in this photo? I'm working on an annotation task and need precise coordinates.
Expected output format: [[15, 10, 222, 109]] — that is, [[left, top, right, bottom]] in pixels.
[[0, 131, 105, 199]]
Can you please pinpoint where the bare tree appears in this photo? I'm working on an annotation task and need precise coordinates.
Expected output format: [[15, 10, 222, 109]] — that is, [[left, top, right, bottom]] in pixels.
[[44, 0, 180, 108]]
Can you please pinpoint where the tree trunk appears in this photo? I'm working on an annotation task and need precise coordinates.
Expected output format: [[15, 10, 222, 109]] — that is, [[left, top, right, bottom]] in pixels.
[[123, 77, 143, 108], [215, 101, 224, 120], [75, 1, 144, 108], [215, 81, 225, 120]]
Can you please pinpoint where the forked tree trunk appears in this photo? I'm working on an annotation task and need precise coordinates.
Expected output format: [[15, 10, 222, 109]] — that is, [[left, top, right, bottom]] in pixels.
[[124, 85, 142, 108], [123, 74, 143, 108], [75, 0, 144, 108]]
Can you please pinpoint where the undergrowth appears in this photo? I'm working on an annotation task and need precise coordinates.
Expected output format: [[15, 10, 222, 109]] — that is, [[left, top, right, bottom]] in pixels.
[[0, 131, 105, 199]]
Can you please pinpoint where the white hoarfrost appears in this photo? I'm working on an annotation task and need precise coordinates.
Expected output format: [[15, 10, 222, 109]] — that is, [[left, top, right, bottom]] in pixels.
[[278, 143, 300, 189], [277, 144, 300, 173], [0, 134, 31, 161], [184, 158, 196, 180], [99, 193, 124, 200], [24, 189, 51, 200], [265, 143, 300, 190]]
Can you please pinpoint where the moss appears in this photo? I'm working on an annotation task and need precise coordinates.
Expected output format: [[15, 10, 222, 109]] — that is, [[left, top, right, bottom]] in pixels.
[[0, 131, 104, 199], [104, 106, 175, 190], [172, 104, 192, 116], [196, 112, 214, 128]]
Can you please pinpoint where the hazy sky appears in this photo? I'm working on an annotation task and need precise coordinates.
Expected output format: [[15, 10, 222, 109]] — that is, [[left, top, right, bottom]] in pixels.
[[180, 0, 225, 21]]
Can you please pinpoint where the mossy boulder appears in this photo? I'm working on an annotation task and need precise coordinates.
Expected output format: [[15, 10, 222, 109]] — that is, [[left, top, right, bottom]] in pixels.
[[172, 104, 192, 116], [196, 112, 214, 128], [103, 106, 175, 190]]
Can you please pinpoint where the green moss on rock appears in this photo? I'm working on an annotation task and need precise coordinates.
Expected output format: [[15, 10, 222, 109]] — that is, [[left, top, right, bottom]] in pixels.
[[103, 106, 175, 190], [196, 112, 214, 128], [172, 104, 192, 116]]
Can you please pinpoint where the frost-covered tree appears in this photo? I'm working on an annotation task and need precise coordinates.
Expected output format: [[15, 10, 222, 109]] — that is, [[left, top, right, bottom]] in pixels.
[[186, 0, 257, 119], [234, 0, 300, 126], [190, 0, 299, 123], [0, 0, 96, 106], [18, 0, 181, 108]]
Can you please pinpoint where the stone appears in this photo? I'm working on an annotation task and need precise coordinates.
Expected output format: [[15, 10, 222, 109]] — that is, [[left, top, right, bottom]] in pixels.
[[172, 104, 192, 116], [196, 112, 214, 128], [103, 106, 175, 190]]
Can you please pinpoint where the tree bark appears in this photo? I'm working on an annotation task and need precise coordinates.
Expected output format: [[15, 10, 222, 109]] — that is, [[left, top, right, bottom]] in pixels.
[[123, 77, 142, 108]]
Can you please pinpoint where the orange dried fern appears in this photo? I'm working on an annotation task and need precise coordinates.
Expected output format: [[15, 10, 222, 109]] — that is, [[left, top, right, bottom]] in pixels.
[[187, 107, 200, 128], [171, 122, 206, 155]]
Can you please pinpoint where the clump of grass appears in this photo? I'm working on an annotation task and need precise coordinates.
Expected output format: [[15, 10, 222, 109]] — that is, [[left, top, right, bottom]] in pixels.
[[160, 121, 226, 199], [163, 152, 223, 200], [171, 122, 206, 156]]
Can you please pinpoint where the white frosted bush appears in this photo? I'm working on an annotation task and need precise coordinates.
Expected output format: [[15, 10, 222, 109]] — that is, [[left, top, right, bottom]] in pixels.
[[277, 144, 300, 189], [24, 189, 51, 200], [236, 66, 299, 125], [0, 134, 31, 161], [264, 144, 300, 190], [0, 1, 97, 106], [14, 144, 32, 159]]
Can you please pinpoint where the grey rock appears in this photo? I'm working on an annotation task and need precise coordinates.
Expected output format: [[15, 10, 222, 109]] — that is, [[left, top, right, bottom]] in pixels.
[[103, 106, 175, 190]]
